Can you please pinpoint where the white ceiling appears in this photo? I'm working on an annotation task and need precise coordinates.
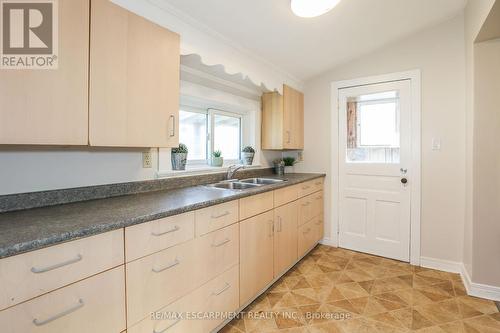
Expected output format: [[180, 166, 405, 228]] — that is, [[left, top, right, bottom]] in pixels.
[[157, 0, 466, 81]]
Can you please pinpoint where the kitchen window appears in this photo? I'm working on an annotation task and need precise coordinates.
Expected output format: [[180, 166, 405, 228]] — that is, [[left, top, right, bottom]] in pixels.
[[179, 107, 242, 165]]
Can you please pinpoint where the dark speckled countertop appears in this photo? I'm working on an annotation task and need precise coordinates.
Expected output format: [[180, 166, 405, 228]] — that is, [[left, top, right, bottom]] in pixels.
[[0, 173, 325, 259]]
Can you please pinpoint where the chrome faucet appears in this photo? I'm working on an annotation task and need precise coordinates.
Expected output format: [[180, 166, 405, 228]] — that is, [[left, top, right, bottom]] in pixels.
[[226, 165, 244, 180]]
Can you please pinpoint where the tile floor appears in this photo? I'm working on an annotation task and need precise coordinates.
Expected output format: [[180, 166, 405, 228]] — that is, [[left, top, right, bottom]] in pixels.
[[221, 245, 500, 333]]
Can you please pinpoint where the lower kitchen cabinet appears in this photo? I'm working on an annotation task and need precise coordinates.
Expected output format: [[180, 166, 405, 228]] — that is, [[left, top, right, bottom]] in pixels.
[[239, 210, 275, 305], [274, 201, 298, 277], [0, 266, 126, 333], [0, 177, 324, 333]]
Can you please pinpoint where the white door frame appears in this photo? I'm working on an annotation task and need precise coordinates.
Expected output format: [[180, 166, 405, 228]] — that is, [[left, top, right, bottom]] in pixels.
[[330, 70, 421, 265]]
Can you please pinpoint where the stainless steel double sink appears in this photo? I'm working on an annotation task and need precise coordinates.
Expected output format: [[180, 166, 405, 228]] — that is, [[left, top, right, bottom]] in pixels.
[[206, 178, 286, 190]]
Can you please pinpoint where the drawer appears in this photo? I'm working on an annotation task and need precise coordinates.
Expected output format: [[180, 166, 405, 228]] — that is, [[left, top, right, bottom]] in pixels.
[[125, 212, 194, 262], [297, 178, 324, 197], [126, 238, 200, 326], [128, 265, 239, 333], [298, 220, 317, 258], [298, 191, 323, 226], [0, 229, 124, 311], [195, 223, 239, 280], [239, 191, 274, 220], [274, 185, 298, 207], [0, 266, 126, 333], [195, 200, 239, 236], [193, 265, 239, 333]]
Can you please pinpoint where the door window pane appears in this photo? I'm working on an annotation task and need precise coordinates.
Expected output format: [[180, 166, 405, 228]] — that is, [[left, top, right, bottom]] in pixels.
[[179, 110, 207, 161], [213, 114, 241, 160], [346, 91, 400, 163]]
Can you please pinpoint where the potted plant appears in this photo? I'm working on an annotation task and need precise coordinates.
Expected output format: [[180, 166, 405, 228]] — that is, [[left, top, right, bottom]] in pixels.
[[273, 158, 285, 176], [283, 156, 297, 174], [241, 146, 255, 165], [171, 143, 188, 170], [211, 150, 224, 167]]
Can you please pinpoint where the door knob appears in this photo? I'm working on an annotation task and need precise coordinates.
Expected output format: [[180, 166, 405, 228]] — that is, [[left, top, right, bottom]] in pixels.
[[401, 178, 408, 184]]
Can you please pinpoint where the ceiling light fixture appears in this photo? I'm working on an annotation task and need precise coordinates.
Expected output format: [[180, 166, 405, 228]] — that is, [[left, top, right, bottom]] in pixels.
[[291, 0, 341, 18]]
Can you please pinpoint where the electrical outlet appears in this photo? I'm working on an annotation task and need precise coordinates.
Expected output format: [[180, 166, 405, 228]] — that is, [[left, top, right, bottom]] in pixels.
[[142, 150, 152, 168], [297, 151, 304, 162]]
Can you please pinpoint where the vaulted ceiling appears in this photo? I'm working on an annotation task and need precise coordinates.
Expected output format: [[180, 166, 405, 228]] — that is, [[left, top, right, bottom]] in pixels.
[[157, 0, 466, 80]]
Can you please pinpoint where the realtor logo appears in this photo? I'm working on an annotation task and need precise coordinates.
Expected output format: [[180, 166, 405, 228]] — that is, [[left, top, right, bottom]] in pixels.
[[1, 0, 58, 69]]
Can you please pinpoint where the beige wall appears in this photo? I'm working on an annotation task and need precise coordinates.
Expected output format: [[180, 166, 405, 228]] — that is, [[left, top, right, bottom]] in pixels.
[[296, 15, 467, 263], [463, 0, 496, 277], [472, 38, 500, 286]]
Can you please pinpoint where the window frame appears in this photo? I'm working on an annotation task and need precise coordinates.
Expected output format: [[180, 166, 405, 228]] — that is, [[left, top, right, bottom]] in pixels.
[[179, 106, 243, 167], [208, 108, 242, 165]]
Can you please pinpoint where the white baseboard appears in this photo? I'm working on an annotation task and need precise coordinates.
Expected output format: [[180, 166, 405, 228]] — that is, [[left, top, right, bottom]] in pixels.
[[420, 256, 463, 274], [319, 237, 337, 247], [460, 264, 500, 302], [420, 256, 500, 302]]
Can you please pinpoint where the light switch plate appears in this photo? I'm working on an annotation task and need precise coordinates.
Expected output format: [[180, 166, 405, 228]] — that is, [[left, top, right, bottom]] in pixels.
[[432, 138, 441, 151]]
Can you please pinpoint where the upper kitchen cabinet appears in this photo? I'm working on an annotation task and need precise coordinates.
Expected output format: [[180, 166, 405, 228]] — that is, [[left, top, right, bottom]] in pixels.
[[261, 84, 304, 150], [0, 0, 90, 145], [89, 0, 180, 147]]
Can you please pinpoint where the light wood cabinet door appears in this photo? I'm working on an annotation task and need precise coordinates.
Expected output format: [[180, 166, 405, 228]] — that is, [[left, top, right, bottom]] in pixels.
[[274, 202, 298, 277], [89, 0, 180, 147], [0, 0, 89, 145], [239, 211, 274, 305], [283, 85, 304, 149], [261, 85, 304, 150]]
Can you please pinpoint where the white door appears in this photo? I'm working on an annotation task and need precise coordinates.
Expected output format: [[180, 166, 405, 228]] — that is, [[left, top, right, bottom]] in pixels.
[[338, 80, 411, 262]]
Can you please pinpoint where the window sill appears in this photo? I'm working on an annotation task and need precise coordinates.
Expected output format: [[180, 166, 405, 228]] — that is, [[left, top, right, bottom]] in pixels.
[[156, 164, 264, 178]]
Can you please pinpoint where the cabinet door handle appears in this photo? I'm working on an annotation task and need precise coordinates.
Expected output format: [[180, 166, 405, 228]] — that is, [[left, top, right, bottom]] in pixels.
[[211, 211, 230, 219], [152, 258, 180, 273], [277, 216, 283, 232], [33, 299, 84, 326], [302, 202, 311, 207], [169, 115, 176, 137], [154, 318, 181, 333], [151, 225, 180, 237], [212, 238, 231, 247], [212, 282, 230, 296], [268, 220, 274, 237], [286, 131, 291, 144], [31, 254, 82, 274], [302, 185, 310, 190]]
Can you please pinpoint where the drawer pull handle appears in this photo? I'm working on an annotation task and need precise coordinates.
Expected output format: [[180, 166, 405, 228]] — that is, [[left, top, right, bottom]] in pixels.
[[212, 283, 230, 296], [302, 185, 311, 190], [302, 202, 311, 207], [303, 228, 311, 234], [212, 238, 231, 247], [152, 258, 180, 273], [151, 225, 180, 237], [154, 318, 181, 333], [31, 254, 83, 274], [33, 299, 84, 326], [315, 182, 322, 186], [211, 211, 230, 219]]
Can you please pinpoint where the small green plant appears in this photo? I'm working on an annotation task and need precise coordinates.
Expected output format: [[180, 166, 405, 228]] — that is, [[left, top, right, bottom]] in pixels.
[[172, 143, 188, 154], [282, 156, 296, 167], [242, 146, 255, 153], [212, 150, 222, 158]]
